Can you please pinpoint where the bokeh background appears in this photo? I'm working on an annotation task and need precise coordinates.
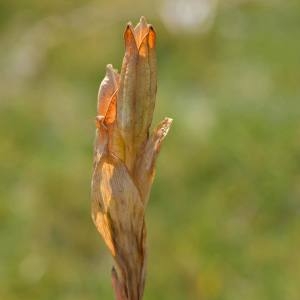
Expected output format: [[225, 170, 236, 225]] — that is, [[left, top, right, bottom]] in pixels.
[[1, 0, 300, 299]]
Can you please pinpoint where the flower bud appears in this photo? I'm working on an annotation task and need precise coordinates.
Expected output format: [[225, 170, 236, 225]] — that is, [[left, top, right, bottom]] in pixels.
[[91, 17, 172, 300]]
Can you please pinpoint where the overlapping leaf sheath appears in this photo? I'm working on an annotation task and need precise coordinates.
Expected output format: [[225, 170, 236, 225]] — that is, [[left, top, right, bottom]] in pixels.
[[91, 17, 172, 300]]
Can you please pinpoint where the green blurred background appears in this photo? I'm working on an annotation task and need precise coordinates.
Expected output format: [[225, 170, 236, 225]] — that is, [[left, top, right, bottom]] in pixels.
[[1, 0, 300, 299]]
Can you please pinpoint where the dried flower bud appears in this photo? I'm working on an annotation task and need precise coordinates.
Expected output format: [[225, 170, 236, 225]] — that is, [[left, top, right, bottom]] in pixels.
[[91, 16, 172, 300]]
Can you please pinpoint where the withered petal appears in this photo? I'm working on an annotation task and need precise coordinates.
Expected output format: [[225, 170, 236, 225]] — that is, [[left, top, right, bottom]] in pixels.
[[132, 26, 157, 157], [134, 33, 151, 150], [91, 153, 144, 254], [117, 24, 139, 170], [133, 117, 173, 203], [148, 26, 157, 99], [118, 24, 138, 130], [91, 153, 145, 300], [134, 16, 149, 48], [148, 25, 156, 49], [97, 64, 119, 117], [91, 204, 116, 256], [124, 23, 138, 52], [104, 90, 117, 125]]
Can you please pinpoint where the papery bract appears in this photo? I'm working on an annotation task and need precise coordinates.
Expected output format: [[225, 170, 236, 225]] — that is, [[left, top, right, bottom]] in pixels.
[[91, 16, 172, 300]]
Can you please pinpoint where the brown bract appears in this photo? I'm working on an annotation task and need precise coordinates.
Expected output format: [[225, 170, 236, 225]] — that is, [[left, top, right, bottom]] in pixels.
[[91, 16, 172, 300]]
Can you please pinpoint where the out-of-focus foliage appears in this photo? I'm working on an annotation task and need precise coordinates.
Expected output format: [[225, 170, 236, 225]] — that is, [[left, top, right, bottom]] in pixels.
[[0, 0, 299, 299]]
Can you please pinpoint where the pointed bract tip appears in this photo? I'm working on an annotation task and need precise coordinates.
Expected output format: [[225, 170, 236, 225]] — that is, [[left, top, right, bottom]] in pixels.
[[106, 64, 119, 78], [161, 117, 173, 136], [106, 64, 113, 71], [139, 16, 147, 25], [124, 23, 135, 37], [148, 26, 156, 48], [106, 64, 115, 76], [126, 22, 134, 31]]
